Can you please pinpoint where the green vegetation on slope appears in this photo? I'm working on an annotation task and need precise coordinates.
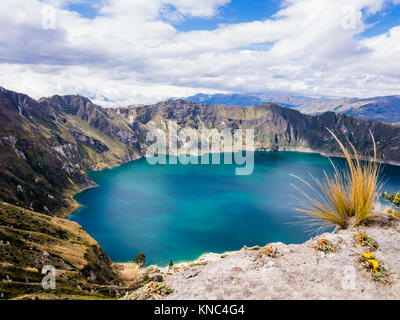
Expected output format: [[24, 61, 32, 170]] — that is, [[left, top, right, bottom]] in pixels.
[[0, 202, 124, 299]]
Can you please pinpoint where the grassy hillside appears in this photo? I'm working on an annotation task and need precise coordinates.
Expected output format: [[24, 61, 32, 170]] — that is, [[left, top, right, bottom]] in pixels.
[[0, 202, 123, 299]]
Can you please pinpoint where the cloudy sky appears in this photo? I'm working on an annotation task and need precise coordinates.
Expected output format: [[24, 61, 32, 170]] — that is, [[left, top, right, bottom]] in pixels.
[[0, 0, 400, 106]]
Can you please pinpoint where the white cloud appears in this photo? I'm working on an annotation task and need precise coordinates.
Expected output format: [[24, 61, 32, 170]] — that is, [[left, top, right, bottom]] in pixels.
[[0, 0, 399, 106]]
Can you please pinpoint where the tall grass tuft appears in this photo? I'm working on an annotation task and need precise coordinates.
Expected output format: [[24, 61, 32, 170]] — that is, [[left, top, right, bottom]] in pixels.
[[291, 129, 382, 228]]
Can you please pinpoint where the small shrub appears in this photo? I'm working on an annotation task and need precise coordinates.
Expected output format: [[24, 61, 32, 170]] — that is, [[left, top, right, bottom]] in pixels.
[[259, 246, 278, 258], [312, 238, 335, 253], [140, 271, 151, 284], [134, 252, 146, 267], [354, 232, 378, 251], [382, 192, 400, 207]]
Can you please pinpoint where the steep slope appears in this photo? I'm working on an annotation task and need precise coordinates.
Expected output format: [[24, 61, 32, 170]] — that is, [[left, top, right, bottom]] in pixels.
[[0, 87, 142, 216], [0, 202, 121, 299]]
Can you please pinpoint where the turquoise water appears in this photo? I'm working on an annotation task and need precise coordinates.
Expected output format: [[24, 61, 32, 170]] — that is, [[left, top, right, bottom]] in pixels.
[[70, 152, 400, 266]]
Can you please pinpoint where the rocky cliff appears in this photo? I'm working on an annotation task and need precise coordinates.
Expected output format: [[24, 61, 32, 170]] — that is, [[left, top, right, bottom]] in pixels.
[[119, 99, 400, 162]]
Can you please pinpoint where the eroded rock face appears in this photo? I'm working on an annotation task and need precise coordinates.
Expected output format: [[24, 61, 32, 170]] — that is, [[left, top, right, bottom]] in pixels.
[[164, 215, 400, 300], [71, 131, 109, 153]]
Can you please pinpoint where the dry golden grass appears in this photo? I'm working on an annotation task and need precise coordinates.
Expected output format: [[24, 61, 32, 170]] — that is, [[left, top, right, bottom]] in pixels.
[[291, 129, 382, 228]]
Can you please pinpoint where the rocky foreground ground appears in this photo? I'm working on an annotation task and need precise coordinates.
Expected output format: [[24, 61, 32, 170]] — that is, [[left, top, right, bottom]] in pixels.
[[123, 213, 400, 300]]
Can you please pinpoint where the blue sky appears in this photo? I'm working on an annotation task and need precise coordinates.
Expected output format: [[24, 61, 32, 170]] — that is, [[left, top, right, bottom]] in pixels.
[[169, 0, 282, 31], [1, 0, 400, 105], [66, 0, 400, 36], [64, 0, 283, 26], [359, 1, 400, 37], [65, 0, 103, 19]]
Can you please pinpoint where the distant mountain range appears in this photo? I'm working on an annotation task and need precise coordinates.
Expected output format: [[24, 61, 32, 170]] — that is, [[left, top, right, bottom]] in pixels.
[[184, 93, 400, 123]]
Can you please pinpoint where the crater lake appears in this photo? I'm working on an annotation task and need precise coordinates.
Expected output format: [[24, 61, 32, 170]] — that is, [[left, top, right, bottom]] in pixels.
[[70, 152, 400, 266]]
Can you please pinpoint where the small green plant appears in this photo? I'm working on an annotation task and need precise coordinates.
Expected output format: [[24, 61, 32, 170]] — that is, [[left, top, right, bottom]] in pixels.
[[312, 239, 335, 253], [382, 192, 400, 207], [382, 192, 400, 218], [354, 232, 378, 251], [134, 252, 146, 267], [359, 253, 389, 284], [138, 271, 151, 285]]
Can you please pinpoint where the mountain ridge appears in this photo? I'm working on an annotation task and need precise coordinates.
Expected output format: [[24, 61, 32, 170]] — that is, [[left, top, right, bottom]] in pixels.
[[0, 87, 400, 217], [183, 93, 400, 123]]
